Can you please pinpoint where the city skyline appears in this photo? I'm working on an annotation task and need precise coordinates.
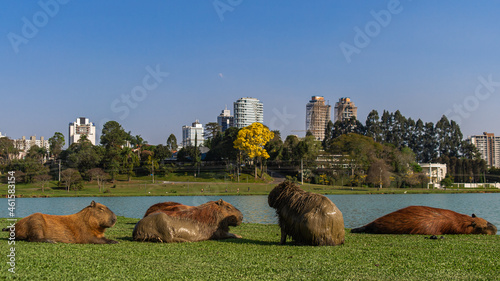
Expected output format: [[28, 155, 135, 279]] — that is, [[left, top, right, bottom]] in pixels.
[[1, 1, 500, 144]]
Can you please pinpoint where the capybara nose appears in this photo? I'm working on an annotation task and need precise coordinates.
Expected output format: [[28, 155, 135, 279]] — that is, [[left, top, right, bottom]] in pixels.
[[487, 222, 497, 234]]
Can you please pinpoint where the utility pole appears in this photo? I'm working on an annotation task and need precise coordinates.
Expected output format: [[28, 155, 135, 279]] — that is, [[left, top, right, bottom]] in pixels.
[[58, 159, 61, 182], [301, 158, 304, 185], [151, 160, 155, 183], [379, 167, 382, 189]]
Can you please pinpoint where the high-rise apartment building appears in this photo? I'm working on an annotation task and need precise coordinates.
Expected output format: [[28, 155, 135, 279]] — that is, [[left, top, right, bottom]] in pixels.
[[217, 106, 234, 132], [466, 132, 500, 168], [306, 96, 331, 141], [233, 97, 263, 128], [69, 117, 96, 146], [182, 120, 204, 147], [334, 97, 357, 123]]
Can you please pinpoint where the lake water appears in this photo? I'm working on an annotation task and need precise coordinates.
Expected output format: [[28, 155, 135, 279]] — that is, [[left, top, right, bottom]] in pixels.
[[1, 193, 499, 234]]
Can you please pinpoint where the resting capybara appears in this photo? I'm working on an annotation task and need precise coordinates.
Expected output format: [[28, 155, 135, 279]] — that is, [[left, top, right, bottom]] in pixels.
[[133, 199, 243, 243], [143, 201, 195, 218], [268, 181, 345, 246], [351, 205, 498, 235], [2, 201, 118, 244]]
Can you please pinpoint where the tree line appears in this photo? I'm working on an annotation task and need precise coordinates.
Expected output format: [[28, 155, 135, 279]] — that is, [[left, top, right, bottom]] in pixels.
[[0, 109, 494, 189]]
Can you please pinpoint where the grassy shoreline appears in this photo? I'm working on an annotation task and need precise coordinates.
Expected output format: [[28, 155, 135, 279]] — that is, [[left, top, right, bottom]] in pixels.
[[1, 180, 499, 198], [1, 217, 499, 280]]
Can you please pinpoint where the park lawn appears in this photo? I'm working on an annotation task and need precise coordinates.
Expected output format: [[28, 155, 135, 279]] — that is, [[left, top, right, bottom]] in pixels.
[[1, 178, 500, 198], [1, 217, 499, 280]]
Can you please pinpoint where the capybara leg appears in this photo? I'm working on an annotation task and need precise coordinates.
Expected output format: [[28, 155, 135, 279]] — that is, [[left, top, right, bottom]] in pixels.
[[170, 238, 191, 243], [279, 228, 287, 245], [227, 232, 242, 239], [217, 232, 242, 239], [29, 237, 56, 243], [103, 238, 119, 244], [91, 237, 119, 244]]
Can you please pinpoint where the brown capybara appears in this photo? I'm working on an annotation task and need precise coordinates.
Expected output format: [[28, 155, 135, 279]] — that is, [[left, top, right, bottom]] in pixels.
[[2, 201, 118, 244], [133, 199, 243, 242], [143, 201, 195, 218], [351, 205, 498, 235], [268, 181, 345, 246]]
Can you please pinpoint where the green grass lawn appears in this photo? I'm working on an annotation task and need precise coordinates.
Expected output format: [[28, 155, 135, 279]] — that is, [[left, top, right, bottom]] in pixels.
[[1, 217, 498, 280], [1, 177, 499, 198]]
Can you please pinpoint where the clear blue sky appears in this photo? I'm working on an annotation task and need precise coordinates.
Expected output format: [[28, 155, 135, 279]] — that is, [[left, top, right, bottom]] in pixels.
[[1, 1, 499, 146]]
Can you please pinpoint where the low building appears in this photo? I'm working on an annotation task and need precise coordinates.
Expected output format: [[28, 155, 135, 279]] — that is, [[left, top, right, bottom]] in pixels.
[[419, 163, 447, 187], [13, 136, 50, 159]]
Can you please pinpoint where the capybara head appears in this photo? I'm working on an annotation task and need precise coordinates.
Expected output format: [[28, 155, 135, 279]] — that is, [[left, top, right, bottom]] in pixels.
[[268, 180, 303, 209], [470, 214, 497, 235], [213, 199, 243, 226], [86, 201, 117, 228]]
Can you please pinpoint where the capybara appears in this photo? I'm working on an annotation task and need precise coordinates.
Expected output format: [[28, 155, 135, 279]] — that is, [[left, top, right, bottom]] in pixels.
[[2, 201, 118, 244], [133, 199, 243, 242], [143, 201, 195, 218], [351, 205, 498, 235], [268, 181, 345, 246]]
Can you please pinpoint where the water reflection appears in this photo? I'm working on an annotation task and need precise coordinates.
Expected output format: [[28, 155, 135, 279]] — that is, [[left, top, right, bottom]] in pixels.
[[1, 193, 499, 234]]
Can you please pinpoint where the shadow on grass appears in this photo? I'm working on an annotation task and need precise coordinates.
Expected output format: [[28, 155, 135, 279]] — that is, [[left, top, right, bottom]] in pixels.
[[217, 238, 276, 246], [117, 236, 135, 242]]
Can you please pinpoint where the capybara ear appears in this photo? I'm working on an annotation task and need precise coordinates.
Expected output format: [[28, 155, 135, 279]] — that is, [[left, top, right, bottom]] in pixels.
[[216, 199, 223, 205], [472, 214, 477, 218], [90, 201, 96, 207]]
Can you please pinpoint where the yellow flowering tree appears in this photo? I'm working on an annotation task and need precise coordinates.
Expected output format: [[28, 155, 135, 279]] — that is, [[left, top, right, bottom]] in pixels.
[[234, 123, 274, 179]]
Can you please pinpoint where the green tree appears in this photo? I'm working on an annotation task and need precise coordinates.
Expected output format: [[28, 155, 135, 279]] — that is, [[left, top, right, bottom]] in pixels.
[[101, 121, 128, 181], [322, 120, 335, 150], [331, 117, 365, 139], [49, 132, 65, 159], [22, 160, 49, 183], [422, 122, 438, 162], [66, 136, 102, 177], [411, 119, 425, 162], [264, 130, 284, 162], [205, 127, 239, 162], [365, 110, 382, 142], [147, 155, 159, 183], [101, 121, 128, 148], [0, 137, 17, 165], [154, 144, 171, 164], [26, 145, 48, 163], [121, 147, 139, 181], [166, 134, 178, 152], [204, 122, 222, 148]]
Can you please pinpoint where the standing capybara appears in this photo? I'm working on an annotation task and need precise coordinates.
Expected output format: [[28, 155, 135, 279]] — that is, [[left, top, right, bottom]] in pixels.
[[2, 201, 118, 244], [133, 199, 243, 242], [143, 202, 195, 218], [351, 205, 498, 235], [268, 181, 345, 246]]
